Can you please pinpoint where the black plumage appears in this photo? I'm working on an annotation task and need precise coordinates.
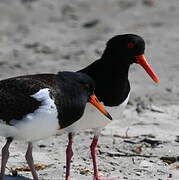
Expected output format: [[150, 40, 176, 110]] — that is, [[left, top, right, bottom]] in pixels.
[[0, 71, 111, 180], [0, 72, 95, 128], [77, 34, 159, 180]]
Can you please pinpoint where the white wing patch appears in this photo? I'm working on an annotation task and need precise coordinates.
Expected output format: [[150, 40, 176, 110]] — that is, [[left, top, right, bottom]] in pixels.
[[0, 88, 59, 142]]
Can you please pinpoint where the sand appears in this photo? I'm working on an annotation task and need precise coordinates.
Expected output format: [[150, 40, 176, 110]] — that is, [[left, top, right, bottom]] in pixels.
[[0, 0, 179, 179]]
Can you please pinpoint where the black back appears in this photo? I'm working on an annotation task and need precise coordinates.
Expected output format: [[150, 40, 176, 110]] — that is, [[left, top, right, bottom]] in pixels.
[[0, 75, 54, 124], [0, 72, 95, 128]]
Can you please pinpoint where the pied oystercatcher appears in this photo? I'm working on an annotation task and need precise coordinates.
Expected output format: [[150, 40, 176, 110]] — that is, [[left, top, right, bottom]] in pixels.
[[0, 71, 112, 180], [65, 34, 159, 180]]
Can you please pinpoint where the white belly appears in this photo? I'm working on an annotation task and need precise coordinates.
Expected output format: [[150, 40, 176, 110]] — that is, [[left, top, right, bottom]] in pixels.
[[64, 93, 130, 133], [0, 89, 59, 142]]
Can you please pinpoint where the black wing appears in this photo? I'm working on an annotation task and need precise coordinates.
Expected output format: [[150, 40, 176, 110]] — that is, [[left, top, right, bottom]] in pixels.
[[0, 74, 56, 125]]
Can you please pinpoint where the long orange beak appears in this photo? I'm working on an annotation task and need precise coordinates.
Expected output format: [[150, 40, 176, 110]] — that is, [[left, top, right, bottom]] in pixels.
[[135, 54, 160, 84], [89, 95, 112, 120]]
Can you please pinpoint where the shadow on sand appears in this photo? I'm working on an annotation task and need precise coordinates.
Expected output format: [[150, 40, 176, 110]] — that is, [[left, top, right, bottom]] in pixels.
[[3, 175, 32, 180]]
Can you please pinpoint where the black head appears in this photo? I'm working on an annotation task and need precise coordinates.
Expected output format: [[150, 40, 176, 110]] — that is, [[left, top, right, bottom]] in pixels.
[[58, 71, 95, 98], [56, 71, 112, 128], [102, 34, 159, 83], [103, 34, 145, 65], [68, 72, 113, 119]]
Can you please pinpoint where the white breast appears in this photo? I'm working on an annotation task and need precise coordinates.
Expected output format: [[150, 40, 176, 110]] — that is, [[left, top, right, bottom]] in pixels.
[[0, 88, 59, 142], [64, 93, 130, 133]]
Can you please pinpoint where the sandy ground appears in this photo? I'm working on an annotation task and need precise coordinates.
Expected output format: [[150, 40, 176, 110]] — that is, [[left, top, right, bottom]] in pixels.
[[0, 0, 179, 179]]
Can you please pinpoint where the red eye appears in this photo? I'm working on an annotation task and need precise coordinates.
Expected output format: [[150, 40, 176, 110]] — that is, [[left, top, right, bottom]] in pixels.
[[127, 42, 134, 48]]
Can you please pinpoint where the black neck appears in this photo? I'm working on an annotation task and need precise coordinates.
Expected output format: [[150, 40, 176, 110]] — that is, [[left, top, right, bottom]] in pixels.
[[79, 58, 130, 106]]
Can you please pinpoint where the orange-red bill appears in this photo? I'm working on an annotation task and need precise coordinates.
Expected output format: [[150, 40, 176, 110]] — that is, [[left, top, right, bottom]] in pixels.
[[89, 95, 113, 120], [135, 54, 160, 84]]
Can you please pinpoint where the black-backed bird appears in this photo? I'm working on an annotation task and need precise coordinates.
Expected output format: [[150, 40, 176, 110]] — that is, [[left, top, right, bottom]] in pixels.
[[68, 34, 159, 180], [0, 71, 112, 180]]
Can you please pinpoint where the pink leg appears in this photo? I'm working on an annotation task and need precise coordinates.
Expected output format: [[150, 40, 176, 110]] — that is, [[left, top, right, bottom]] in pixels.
[[0, 138, 13, 180], [25, 142, 39, 180], [65, 133, 74, 180], [90, 136, 99, 179], [90, 136, 118, 180]]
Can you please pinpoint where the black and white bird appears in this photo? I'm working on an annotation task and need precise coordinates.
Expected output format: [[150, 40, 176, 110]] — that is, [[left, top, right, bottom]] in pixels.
[[64, 34, 159, 180], [0, 71, 112, 180]]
